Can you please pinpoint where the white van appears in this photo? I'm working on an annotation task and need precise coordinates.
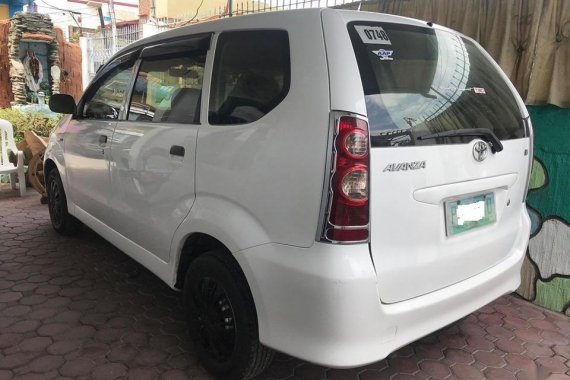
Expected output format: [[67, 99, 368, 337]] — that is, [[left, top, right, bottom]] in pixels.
[[45, 8, 532, 379]]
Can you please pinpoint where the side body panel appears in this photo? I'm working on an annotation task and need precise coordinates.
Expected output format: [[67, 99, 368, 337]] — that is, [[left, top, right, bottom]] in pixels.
[[108, 122, 199, 261], [63, 119, 116, 224], [106, 36, 213, 262], [175, 10, 331, 264], [73, 205, 172, 284], [46, 115, 176, 283], [48, 10, 331, 289], [44, 115, 76, 212]]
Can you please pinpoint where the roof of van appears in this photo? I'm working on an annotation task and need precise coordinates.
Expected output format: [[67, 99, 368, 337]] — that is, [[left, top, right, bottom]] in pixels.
[[120, 9, 322, 54], [109, 8, 437, 61]]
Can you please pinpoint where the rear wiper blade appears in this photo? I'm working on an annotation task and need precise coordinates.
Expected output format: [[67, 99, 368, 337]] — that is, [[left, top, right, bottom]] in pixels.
[[417, 128, 503, 153]]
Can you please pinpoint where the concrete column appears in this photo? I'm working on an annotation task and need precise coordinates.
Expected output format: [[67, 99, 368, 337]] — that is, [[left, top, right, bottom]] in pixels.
[[79, 37, 91, 91], [142, 23, 159, 38]]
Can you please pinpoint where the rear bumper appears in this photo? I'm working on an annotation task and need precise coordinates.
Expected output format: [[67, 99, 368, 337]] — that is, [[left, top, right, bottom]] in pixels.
[[235, 210, 530, 368]]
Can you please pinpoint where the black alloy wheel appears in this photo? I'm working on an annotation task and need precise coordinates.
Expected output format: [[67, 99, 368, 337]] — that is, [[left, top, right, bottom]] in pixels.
[[46, 170, 82, 235], [192, 276, 237, 363], [184, 250, 274, 380], [47, 173, 63, 228]]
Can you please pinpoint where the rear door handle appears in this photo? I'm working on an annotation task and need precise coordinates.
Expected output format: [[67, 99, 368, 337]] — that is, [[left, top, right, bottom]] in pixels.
[[170, 145, 185, 157], [98, 135, 107, 145]]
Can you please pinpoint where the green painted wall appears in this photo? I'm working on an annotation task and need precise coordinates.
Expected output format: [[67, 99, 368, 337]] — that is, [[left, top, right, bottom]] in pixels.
[[520, 105, 570, 315], [535, 277, 570, 313]]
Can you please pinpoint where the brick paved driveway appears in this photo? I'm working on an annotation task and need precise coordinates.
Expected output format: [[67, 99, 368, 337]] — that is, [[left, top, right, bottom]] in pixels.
[[1, 188, 570, 380]]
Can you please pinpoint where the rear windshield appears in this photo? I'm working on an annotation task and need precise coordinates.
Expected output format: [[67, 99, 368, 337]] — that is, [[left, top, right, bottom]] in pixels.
[[348, 22, 526, 147]]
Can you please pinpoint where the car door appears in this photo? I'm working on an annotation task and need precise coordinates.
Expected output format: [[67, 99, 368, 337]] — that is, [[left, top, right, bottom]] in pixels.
[[64, 52, 137, 224], [107, 34, 211, 261]]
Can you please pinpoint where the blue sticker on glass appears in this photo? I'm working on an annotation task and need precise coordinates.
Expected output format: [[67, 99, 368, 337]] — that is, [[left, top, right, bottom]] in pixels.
[[372, 49, 394, 61]]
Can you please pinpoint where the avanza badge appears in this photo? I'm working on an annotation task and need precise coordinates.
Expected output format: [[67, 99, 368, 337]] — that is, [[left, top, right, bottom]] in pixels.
[[383, 161, 426, 172]]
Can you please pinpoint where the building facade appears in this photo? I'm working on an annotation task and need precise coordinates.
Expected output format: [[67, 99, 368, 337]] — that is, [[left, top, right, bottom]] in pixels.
[[32, 0, 139, 41], [0, 0, 30, 19], [139, 0, 228, 21]]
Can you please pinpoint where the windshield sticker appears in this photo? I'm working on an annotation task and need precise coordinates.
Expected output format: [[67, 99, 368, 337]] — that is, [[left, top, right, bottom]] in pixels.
[[473, 87, 486, 94], [355, 25, 392, 45], [372, 49, 393, 61]]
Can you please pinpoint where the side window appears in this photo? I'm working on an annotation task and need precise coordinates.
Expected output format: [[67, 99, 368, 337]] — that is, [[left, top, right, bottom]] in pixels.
[[128, 52, 206, 124], [209, 30, 290, 125], [82, 61, 135, 120]]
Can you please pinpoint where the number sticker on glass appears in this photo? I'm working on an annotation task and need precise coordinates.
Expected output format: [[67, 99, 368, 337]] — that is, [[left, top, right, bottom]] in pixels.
[[445, 193, 496, 236], [354, 25, 392, 45]]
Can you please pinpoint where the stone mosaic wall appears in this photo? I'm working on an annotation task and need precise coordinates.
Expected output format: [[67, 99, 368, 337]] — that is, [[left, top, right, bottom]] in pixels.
[[0, 16, 82, 108], [517, 105, 570, 316], [8, 12, 59, 104]]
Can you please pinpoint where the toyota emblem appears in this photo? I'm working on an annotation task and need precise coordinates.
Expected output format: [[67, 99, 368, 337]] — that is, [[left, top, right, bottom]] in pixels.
[[473, 141, 488, 162]]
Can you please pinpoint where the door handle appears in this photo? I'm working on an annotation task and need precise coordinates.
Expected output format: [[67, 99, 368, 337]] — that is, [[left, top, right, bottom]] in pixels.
[[170, 145, 185, 157], [98, 135, 107, 145]]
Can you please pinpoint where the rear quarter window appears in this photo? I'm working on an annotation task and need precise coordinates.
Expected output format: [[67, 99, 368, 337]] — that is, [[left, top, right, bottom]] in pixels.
[[208, 30, 290, 125], [347, 22, 526, 147]]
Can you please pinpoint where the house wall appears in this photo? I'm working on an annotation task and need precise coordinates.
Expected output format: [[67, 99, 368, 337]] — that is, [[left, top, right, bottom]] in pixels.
[[0, 0, 24, 19], [519, 105, 570, 316], [152, 0, 228, 19], [0, 20, 12, 107], [32, 0, 139, 41], [55, 28, 82, 101], [0, 4, 8, 20]]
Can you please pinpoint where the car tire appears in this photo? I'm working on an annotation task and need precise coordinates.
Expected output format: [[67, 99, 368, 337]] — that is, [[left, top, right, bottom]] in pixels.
[[183, 250, 274, 380], [46, 169, 82, 235]]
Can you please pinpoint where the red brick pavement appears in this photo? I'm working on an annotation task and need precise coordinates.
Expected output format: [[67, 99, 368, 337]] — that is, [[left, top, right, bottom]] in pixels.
[[1, 187, 570, 380]]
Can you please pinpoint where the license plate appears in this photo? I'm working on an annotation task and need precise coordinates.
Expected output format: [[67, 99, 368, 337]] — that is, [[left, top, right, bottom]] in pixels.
[[445, 193, 496, 236]]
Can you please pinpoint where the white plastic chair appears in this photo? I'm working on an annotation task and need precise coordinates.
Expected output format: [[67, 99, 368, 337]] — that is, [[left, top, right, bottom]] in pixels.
[[0, 118, 26, 196]]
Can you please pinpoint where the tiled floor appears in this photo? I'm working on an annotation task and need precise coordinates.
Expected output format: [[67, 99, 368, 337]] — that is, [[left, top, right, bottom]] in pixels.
[[1, 187, 569, 379]]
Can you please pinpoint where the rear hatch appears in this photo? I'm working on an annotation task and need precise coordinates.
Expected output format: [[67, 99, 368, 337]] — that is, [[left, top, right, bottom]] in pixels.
[[344, 18, 531, 303]]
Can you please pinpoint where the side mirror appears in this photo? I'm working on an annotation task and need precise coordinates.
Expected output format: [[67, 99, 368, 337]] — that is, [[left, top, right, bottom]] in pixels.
[[49, 94, 76, 114]]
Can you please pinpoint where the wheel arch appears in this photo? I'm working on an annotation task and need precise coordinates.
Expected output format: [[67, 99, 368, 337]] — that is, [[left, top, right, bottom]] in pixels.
[[182, 246, 274, 378], [174, 233, 229, 289], [173, 229, 269, 339], [43, 158, 57, 178], [43, 157, 73, 211], [170, 195, 271, 290]]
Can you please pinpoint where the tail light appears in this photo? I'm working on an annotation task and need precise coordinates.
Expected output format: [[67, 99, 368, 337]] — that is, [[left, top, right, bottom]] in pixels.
[[319, 114, 370, 243]]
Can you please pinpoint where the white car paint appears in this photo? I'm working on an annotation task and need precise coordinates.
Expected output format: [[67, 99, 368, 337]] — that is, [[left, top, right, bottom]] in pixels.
[[63, 118, 115, 223], [108, 123, 199, 261], [369, 138, 530, 303], [236, 217, 528, 367], [44, 8, 531, 368]]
